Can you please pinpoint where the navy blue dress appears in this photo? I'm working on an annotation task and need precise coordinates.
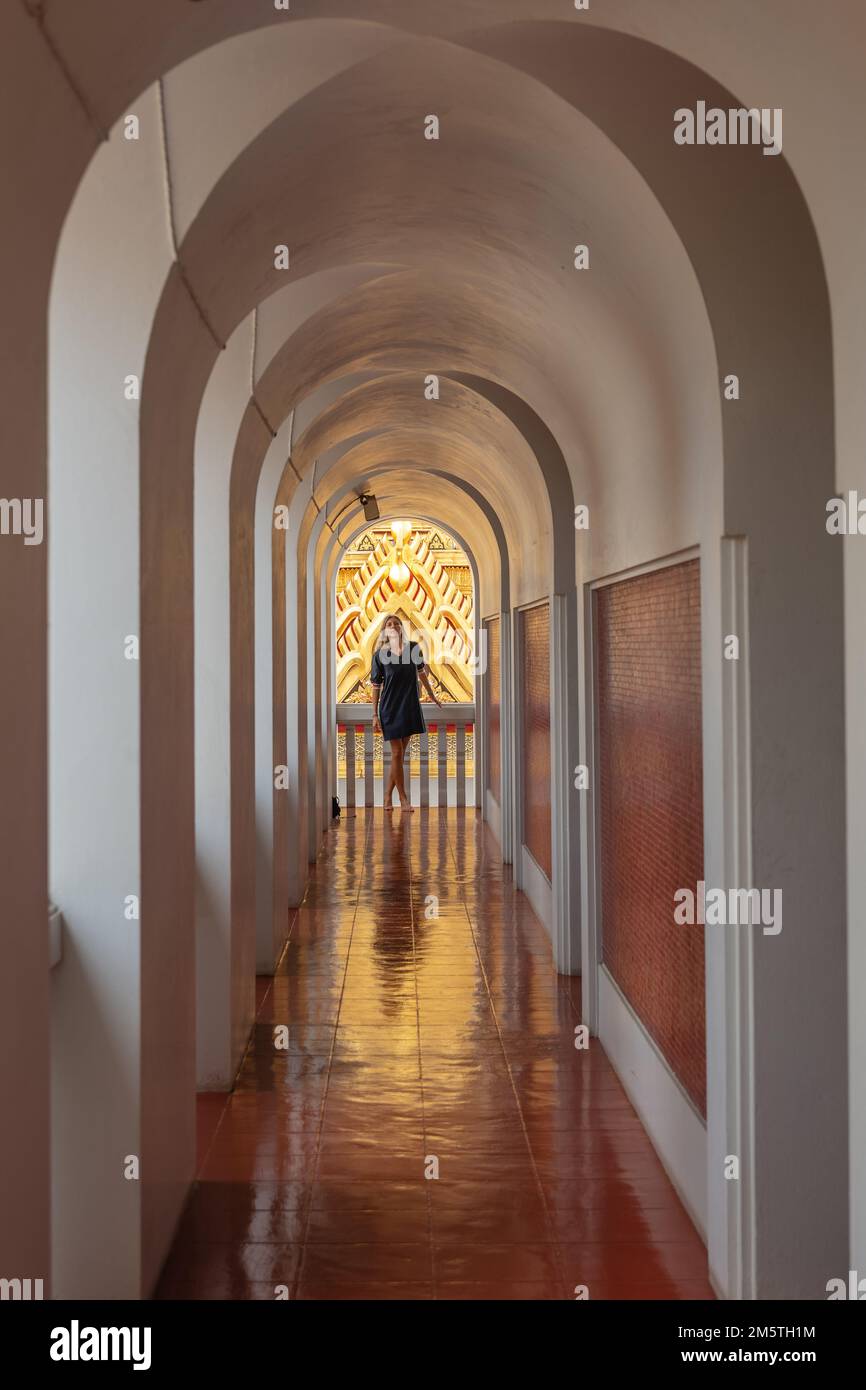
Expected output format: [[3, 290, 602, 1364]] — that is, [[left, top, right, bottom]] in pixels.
[[371, 640, 427, 741]]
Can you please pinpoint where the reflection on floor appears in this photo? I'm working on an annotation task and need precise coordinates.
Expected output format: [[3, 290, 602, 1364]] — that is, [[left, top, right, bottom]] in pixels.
[[156, 808, 713, 1300]]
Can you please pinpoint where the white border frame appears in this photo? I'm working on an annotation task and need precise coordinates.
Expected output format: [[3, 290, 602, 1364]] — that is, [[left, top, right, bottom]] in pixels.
[[513, 597, 554, 937], [584, 545, 714, 1239], [500, 611, 513, 864], [585, 544, 700, 986], [481, 612, 506, 856], [719, 535, 756, 1300]]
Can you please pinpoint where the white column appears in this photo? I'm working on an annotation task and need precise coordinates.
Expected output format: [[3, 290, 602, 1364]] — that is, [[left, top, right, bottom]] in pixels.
[[48, 89, 171, 1298], [848, 537, 866, 1273], [194, 317, 255, 1087], [254, 416, 293, 971]]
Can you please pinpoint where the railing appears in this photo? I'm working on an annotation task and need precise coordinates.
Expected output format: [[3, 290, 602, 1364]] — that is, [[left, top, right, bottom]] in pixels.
[[336, 703, 476, 808]]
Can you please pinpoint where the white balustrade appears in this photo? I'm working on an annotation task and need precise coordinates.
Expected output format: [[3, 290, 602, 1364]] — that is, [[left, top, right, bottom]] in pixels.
[[336, 703, 476, 809]]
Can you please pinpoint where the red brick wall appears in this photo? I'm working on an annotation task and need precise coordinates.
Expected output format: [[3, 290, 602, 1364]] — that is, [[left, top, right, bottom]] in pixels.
[[486, 616, 501, 802], [521, 603, 552, 881], [595, 560, 706, 1116]]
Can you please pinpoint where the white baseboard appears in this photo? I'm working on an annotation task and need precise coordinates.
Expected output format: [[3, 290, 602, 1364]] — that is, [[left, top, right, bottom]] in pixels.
[[521, 845, 553, 938], [598, 966, 707, 1240], [485, 789, 502, 848]]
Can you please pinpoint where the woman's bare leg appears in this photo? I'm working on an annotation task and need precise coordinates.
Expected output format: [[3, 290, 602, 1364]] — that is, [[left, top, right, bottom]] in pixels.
[[384, 748, 396, 807], [390, 738, 413, 811], [400, 737, 413, 809], [385, 739, 401, 809]]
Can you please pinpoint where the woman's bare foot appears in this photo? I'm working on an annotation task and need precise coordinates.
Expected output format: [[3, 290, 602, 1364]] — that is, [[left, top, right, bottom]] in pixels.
[[398, 797, 415, 813]]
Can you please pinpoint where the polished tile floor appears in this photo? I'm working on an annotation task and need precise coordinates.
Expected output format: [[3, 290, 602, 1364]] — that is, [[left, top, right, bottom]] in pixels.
[[157, 808, 712, 1300]]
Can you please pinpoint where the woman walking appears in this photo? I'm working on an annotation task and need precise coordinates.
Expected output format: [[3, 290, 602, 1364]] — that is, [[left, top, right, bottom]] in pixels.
[[371, 615, 441, 811]]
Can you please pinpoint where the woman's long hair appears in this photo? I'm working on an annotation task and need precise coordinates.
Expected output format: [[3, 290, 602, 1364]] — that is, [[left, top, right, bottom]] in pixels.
[[375, 614, 408, 652]]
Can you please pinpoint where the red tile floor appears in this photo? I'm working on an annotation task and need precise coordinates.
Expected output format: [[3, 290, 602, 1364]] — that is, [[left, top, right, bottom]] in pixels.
[[156, 808, 713, 1300]]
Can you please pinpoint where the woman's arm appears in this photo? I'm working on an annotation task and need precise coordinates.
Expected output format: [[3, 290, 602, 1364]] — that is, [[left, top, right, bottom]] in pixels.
[[371, 680, 382, 733], [418, 666, 442, 706], [371, 651, 383, 733]]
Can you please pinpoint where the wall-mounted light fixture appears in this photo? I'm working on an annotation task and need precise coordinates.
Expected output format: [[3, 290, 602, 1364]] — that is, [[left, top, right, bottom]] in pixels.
[[328, 490, 380, 529]]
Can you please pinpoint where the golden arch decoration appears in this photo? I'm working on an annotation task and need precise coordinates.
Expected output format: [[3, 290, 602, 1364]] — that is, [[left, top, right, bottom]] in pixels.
[[336, 520, 474, 703]]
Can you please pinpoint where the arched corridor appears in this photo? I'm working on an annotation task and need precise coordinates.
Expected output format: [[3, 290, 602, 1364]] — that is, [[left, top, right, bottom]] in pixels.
[[1, 1, 864, 1318]]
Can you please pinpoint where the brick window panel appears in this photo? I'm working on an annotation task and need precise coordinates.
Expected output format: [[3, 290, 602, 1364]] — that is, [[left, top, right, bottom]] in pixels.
[[486, 616, 501, 802], [595, 560, 706, 1117], [521, 603, 552, 881]]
